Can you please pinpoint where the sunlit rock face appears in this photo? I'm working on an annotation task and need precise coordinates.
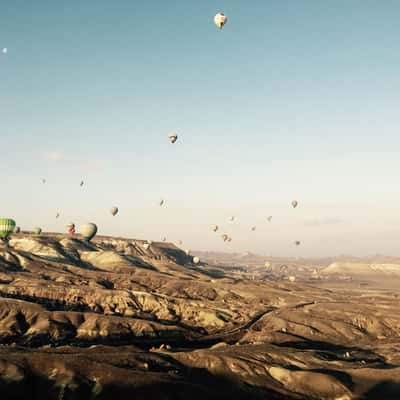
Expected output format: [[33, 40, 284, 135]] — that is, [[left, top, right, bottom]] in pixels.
[[0, 233, 399, 399]]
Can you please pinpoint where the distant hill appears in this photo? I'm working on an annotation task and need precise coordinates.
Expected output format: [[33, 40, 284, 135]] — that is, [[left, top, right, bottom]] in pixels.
[[322, 262, 400, 277]]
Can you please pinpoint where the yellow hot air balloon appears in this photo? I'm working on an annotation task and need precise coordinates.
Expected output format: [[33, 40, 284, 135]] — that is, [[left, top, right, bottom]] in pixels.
[[33, 227, 42, 235]]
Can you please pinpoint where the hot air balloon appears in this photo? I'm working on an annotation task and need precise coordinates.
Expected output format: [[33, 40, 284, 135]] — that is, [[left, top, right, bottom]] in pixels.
[[229, 216, 235, 222], [33, 227, 42, 235], [288, 276, 296, 282], [56, 212, 60, 219], [159, 199, 165, 207], [221, 234, 229, 242], [66, 223, 75, 236], [148, 240, 153, 245], [143, 243, 150, 250], [80, 180, 84, 187], [168, 133, 178, 144], [110, 207, 118, 216], [291, 200, 298, 208], [227, 237, 232, 242], [185, 249, 191, 256], [264, 261, 271, 270], [0, 219, 16, 242], [162, 237, 167, 242], [294, 241, 301, 246], [214, 13, 227, 29], [42, 179, 46, 184], [279, 265, 288, 274], [211, 224, 218, 232], [267, 216, 272, 222], [178, 240, 183, 245], [251, 226, 256, 231], [2, 48, 7, 54], [193, 256, 200, 265], [80, 223, 97, 242], [13, 226, 20, 234]]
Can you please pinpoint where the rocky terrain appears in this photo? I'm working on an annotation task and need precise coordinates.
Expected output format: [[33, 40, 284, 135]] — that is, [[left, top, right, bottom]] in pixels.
[[0, 233, 399, 399]]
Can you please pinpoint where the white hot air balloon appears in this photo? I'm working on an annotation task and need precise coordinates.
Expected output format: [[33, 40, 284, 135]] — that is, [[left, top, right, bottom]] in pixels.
[[110, 207, 118, 216], [185, 249, 191, 256], [66, 223, 75, 230], [229, 216, 235, 222], [193, 256, 200, 265], [168, 133, 178, 144], [214, 13, 227, 29], [291, 200, 298, 208], [80, 223, 98, 242], [267, 216, 272, 222]]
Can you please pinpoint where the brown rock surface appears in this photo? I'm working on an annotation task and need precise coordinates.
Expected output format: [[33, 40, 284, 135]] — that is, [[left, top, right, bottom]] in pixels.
[[0, 233, 399, 399]]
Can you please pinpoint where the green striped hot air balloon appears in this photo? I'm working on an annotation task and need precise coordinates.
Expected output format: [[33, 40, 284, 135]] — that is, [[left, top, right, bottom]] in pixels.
[[0, 218, 16, 241]]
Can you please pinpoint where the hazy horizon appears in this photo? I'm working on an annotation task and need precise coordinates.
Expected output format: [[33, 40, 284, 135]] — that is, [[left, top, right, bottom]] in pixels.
[[1, 1, 400, 257]]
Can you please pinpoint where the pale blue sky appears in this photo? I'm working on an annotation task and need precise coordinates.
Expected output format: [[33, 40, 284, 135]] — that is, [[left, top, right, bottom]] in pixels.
[[1, 1, 400, 256]]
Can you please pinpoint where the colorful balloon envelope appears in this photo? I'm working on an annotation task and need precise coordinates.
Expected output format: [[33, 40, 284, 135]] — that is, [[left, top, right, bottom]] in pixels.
[[0, 219, 16, 241]]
